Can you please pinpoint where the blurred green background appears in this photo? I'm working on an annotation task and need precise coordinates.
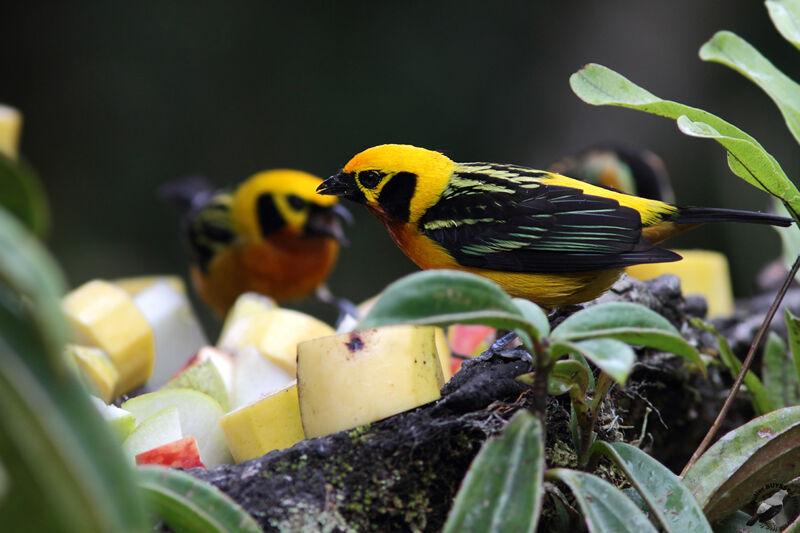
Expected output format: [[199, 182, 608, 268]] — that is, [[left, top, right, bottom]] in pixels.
[[3, 2, 798, 328]]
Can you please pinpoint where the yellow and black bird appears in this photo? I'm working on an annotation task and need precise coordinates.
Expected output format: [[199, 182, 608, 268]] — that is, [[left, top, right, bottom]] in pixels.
[[547, 143, 675, 203], [161, 169, 352, 317], [317, 144, 792, 308]]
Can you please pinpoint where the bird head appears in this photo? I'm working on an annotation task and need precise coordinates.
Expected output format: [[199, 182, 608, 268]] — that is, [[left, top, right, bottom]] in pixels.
[[232, 169, 352, 244], [317, 144, 454, 224]]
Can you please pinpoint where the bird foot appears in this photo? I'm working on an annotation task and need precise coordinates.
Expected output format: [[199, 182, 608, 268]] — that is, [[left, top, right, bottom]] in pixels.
[[315, 285, 359, 328]]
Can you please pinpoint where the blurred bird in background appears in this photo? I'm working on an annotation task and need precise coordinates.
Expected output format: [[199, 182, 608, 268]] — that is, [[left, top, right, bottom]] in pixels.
[[318, 144, 792, 309], [160, 169, 352, 318], [547, 143, 675, 202]]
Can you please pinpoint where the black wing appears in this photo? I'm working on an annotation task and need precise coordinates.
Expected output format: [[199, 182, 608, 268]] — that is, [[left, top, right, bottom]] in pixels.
[[184, 191, 236, 273], [419, 164, 679, 273]]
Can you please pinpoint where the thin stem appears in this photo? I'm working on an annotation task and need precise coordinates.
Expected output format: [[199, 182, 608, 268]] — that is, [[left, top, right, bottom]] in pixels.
[[681, 253, 800, 477], [578, 372, 614, 468], [530, 337, 551, 423]]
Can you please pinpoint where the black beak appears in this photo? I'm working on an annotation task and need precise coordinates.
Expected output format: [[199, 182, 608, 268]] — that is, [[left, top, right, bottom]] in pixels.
[[316, 172, 364, 203], [305, 203, 353, 245]]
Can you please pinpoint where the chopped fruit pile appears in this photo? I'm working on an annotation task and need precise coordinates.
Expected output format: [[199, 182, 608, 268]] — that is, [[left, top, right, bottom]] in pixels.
[[73, 281, 492, 469]]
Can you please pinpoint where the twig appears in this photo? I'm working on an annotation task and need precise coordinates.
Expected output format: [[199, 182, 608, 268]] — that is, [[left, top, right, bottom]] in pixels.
[[681, 253, 800, 477]]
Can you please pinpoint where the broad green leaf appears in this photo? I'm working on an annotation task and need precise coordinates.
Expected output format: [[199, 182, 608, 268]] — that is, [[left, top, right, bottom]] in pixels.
[[712, 511, 777, 532], [786, 308, 800, 388], [359, 270, 538, 348], [763, 331, 798, 409], [0, 206, 147, 531], [550, 338, 634, 385], [676, 116, 792, 200], [552, 302, 678, 338], [552, 302, 704, 374], [570, 63, 800, 215], [590, 442, 712, 532], [693, 319, 773, 415], [512, 297, 549, 340], [0, 153, 49, 238], [138, 466, 262, 533], [443, 411, 544, 533], [546, 469, 658, 532], [767, 0, 800, 51], [700, 31, 800, 146], [556, 327, 702, 375], [683, 406, 800, 521]]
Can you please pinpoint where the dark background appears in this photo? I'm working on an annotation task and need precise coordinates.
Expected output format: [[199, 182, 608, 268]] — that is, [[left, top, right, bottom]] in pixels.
[[3, 2, 798, 328]]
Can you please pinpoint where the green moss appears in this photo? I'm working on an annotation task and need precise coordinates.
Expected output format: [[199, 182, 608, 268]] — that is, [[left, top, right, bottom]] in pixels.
[[547, 439, 578, 468], [348, 423, 372, 444]]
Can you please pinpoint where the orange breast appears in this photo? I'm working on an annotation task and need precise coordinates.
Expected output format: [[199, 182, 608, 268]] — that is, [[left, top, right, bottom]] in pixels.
[[193, 235, 339, 317]]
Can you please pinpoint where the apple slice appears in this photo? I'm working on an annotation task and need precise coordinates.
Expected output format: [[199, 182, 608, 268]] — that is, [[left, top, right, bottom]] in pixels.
[[232, 346, 294, 410], [219, 381, 304, 463], [164, 358, 230, 412], [135, 280, 208, 388], [256, 309, 335, 374], [447, 324, 496, 357], [0, 104, 21, 159], [122, 388, 232, 468], [89, 396, 136, 440], [66, 344, 119, 402], [433, 328, 452, 382], [112, 275, 185, 297], [217, 292, 276, 347], [297, 325, 444, 438], [62, 280, 155, 395], [135, 436, 205, 469], [220, 308, 333, 376], [122, 406, 182, 459], [174, 346, 234, 399]]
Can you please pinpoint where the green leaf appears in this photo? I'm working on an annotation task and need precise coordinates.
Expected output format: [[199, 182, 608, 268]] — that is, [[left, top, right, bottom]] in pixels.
[[692, 319, 773, 415], [138, 465, 262, 533], [767, 0, 800, 51], [443, 411, 544, 533], [699, 30, 800, 146], [512, 297, 550, 340], [785, 308, 800, 389], [0, 206, 147, 532], [763, 331, 798, 409], [546, 469, 658, 532], [551, 302, 704, 374], [590, 442, 712, 532], [549, 360, 590, 397], [570, 63, 800, 215], [550, 338, 634, 385], [552, 302, 678, 338], [682, 405, 800, 521], [359, 270, 541, 348], [0, 153, 49, 238]]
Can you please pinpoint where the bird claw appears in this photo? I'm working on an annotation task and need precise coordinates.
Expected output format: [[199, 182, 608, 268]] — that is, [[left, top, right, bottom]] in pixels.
[[316, 285, 359, 328]]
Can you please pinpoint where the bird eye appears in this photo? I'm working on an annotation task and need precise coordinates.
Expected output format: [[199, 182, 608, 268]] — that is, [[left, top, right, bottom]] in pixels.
[[358, 170, 384, 189], [287, 194, 306, 210]]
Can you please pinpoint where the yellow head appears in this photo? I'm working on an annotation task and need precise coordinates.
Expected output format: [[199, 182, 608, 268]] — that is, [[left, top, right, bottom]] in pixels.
[[232, 169, 351, 242], [317, 144, 455, 223]]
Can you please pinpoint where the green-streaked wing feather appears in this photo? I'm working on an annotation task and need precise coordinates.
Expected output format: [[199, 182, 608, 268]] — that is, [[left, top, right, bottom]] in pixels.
[[185, 191, 236, 272], [419, 163, 679, 273]]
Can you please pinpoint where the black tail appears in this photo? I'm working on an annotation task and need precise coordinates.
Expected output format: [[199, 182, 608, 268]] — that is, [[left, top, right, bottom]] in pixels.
[[671, 207, 793, 227], [157, 175, 215, 213]]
